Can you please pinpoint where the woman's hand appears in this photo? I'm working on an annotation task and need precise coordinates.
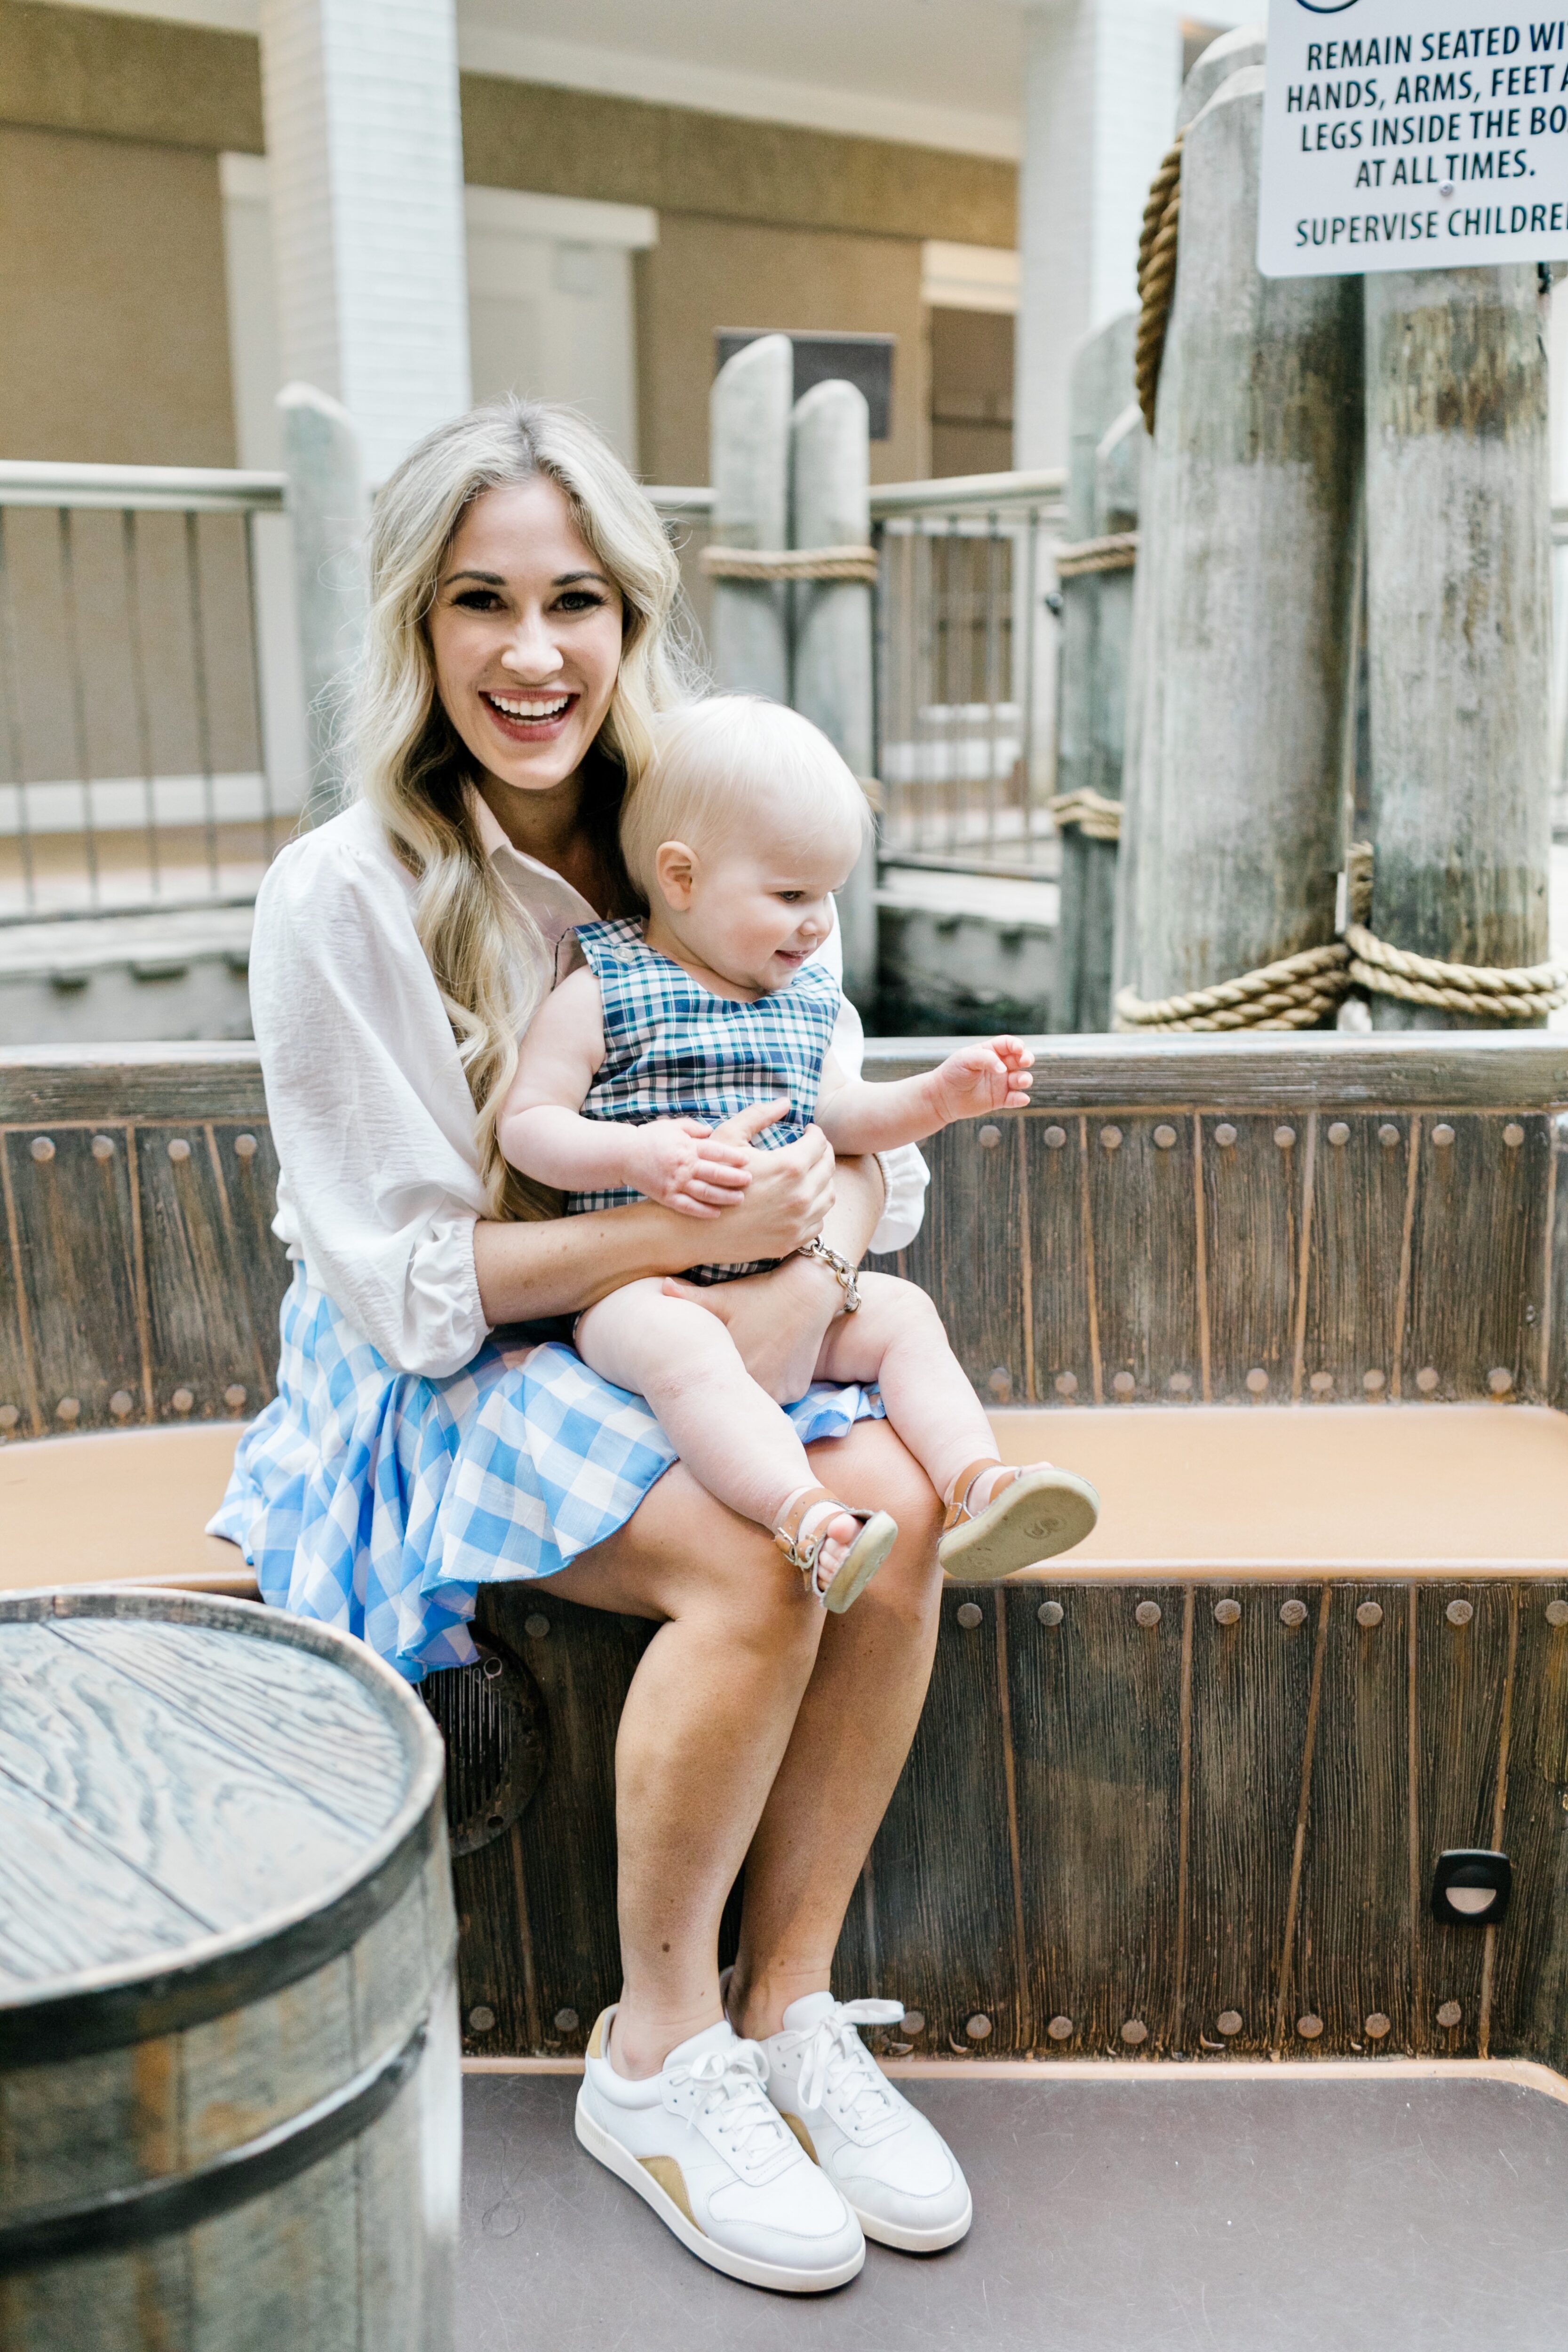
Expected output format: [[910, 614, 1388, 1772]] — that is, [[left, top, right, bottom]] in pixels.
[[663, 1251, 846, 1404]]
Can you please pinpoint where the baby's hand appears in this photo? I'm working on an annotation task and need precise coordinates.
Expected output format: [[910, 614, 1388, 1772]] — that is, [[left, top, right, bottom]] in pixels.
[[928, 1036, 1035, 1127], [628, 1118, 754, 1219]]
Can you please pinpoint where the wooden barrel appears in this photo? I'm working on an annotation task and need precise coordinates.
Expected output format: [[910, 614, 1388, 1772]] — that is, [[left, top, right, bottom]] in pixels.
[[0, 1588, 457, 2352]]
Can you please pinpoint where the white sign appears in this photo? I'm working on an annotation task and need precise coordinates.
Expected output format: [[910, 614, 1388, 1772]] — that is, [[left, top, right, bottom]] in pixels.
[[1260, 0, 1568, 272]]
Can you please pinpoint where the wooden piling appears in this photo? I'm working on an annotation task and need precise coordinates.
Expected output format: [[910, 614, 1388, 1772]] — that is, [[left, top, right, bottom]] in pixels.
[[277, 381, 368, 827], [1362, 268, 1552, 1028], [709, 334, 792, 700]]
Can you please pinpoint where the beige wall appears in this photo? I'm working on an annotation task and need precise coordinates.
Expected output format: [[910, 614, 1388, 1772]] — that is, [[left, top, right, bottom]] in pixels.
[[0, 123, 236, 464], [636, 215, 928, 487]]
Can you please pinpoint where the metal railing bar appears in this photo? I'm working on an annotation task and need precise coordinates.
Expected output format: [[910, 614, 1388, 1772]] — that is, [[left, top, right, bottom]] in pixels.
[[645, 486, 716, 517], [182, 512, 221, 895], [1022, 508, 1042, 860], [0, 512, 35, 912], [983, 515, 1003, 860], [121, 510, 162, 901], [56, 508, 100, 907], [872, 468, 1066, 519], [0, 462, 286, 515], [0, 890, 259, 932]]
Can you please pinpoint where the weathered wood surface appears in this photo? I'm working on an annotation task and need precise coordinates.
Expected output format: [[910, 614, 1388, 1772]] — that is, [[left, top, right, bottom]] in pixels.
[[0, 1591, 456, 2352], [709, 333, 792, 700], [1364, 267, 1552, 1026], [1114, 67, 1361, 1004]]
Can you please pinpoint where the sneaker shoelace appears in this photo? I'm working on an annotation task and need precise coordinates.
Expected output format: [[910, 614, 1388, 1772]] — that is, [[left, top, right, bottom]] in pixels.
[[780, 2000, 908, 2134], [669, 2041, 797, 2177]]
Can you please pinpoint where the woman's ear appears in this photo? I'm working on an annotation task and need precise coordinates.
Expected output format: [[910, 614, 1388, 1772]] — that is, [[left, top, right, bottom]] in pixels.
[[653, 839, 698, 912]]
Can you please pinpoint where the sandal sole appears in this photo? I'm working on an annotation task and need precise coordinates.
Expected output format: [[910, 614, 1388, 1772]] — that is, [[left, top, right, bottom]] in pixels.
[[822, 1510, 899, 1615], [937, 1469, 1100, 1582]]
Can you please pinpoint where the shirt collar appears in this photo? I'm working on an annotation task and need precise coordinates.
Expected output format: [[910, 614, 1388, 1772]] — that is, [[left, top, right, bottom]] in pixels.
[[465, 783, 598, 931]]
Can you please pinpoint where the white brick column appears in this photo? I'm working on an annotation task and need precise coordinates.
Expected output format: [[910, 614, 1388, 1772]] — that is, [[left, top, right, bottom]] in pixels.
[[258, 0, 471, 482], [1014, 0, 1181, 467]]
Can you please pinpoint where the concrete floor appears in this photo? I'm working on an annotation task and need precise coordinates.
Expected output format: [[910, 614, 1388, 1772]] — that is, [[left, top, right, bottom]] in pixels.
[[459, 2065, 1568, 2352]]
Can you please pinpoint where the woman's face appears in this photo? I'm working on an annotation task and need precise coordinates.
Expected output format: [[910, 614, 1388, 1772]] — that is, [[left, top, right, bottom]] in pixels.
[[428, 475, 625, 800]]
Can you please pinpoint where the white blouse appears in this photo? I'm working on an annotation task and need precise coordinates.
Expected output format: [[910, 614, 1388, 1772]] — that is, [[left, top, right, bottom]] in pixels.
[[249, 795, 929, 1379]]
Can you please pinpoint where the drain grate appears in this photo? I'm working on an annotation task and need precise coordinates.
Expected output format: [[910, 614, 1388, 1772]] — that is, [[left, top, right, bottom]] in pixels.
[[421, 1637, 549, 1857]]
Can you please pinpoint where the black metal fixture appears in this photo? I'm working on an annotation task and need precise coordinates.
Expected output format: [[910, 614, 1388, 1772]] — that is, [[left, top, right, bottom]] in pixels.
[[1431, 1849, 1512, 1927]]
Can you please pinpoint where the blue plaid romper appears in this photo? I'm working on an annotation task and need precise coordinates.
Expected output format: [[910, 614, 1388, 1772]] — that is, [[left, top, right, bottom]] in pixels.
[[567, 918, 842, 1284]]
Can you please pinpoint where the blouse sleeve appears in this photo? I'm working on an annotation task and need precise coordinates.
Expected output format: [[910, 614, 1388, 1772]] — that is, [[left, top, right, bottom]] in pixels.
[[249, 823, 493, 1380], [811, 911, 930, 1259]]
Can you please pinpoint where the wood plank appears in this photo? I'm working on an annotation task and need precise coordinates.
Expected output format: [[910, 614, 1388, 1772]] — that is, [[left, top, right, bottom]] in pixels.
[[1403, 1112, 1551, 1404], [0, 1770, 202, 1987], [1182, 1580, 1315, 2057], [1487, 1580, 1568, 2069], [1411, 1579, 1513, 2054], [1021, 1112, 1095, 1408], [1281, 1582, 1413, 2054], [135, 1118, 266, 1420], [1006, 1580, 1184, 2056], [0, 1131, 40, 1439], [0, 1042, 269, 1126], [1201, 1112, 1308, 1402], [213, 1121, 290, 1402], [879, 1114, 1028, 1406], [1298, 1111, 1413, 1402], [1084, 1112, 1200, 1404], [4, 1126, 143, 1435]]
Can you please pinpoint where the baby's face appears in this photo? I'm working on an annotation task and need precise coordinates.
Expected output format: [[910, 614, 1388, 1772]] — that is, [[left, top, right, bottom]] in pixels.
[[658, 814, 859, 993]]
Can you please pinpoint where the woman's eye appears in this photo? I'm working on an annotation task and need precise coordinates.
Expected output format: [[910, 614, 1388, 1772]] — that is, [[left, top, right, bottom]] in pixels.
[[453, 588, 503, 612], [555, 591, 606, 613]]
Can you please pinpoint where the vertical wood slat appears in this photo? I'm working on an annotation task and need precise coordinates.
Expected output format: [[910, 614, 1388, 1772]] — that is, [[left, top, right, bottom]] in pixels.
[[1403, 1113, 1552, 1402], [1084, 1113, 1201, 1403], [1202, 1112, 1310, 1404], [1488, 1584, 1568, 2068], [1410, 1580, 1514, 2054], [886, 1113, 1029, 1406], [5, 1127, 142, 1430], [1021, 1114, 1095, 1406], [1298, 1108, 1411, 1402], [0, 1130, 42, 1436], [136, 1123, 266, 1419]]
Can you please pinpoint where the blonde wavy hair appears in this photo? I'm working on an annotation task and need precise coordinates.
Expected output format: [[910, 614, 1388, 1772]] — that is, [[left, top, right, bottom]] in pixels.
[[352, 398, 696, 1217]]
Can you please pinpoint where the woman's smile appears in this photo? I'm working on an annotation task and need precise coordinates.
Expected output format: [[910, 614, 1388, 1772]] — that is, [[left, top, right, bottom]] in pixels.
[[479, 686, 581, 742]]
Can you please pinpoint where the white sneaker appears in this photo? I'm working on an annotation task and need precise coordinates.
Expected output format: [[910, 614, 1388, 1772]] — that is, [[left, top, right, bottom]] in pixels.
[[575, 2006, 866, 2292], [761, 1993, 974, 2252]]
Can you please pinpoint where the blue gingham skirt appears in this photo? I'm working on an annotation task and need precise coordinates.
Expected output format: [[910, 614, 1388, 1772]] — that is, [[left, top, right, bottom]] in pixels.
[[209, 1268, 885, 1682]]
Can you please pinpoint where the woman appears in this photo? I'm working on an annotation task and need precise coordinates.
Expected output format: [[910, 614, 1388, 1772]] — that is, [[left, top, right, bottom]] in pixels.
[[215, 399, 972, 2294]]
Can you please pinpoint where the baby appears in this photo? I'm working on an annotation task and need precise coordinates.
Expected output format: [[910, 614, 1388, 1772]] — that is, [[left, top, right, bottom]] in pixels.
[[499, 696, 1098, 1613]]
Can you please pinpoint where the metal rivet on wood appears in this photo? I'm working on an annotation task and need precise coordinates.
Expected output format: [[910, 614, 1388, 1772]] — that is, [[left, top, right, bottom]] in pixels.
[[987, 1366, 1013, 1399], [1296, 2013, 1324, 2040], [1546, 1599, 1568, 1627], [1363, 1369, 1386, 1393], [1417, 1367, 1440, 1392], [524, 1613, 550, 1639], [1214, 1597, 1242, 1625], [1274, 1125, 1296, 1149], [1446, 1598, 1474, 1627], [1364, 2013, 1391, 2039], [1038, 1599, 1065, 1626], [978, 1124, 1002, 1149], [1135, 1599, 1162, 1627], [554, 2008, 580, 2034], [1043, 1125, 1067, 1148], [167, 1138, 191, 1163], [1436, 2000, 1463, 2029], [55, 1398, 80, 1424], [90, 1134, 115, 1160], [1432, 1123, 1456, 1147], [956, 1601, 984, 1629], [0, 1405, 18, 1431], [1217, 2010, 1243, 2036], [224, 1384, 247, 1410], [1100, 1125, 1123, 1151], [1310, 1371, 1333, 1394], [1055, 1371, 1079, 1397], [1153, 1124, 1177, 1149], [1112, 1371, 1136, 1397], [1120, 2019, 1148, 2045], [1488, 1367, 1514, 1394], [1215, 1123, 1237, 1147], [1357, 1600, 1384, 1628], [1168, 1371, 1193, 1393], [109, 1390, 133, 1418], [902, 2011, 926, 2034], [1280, 1598, 1309, 1627], [1246, 1368, 1269, 1394], [1047, 2014, 1074, 2041], [171, 1387, 194, 1414], [234, 1133, 259, 1159], [468, 2006, 496, 2033], [965, 2013, 993, 2040], [1328, 1121, 1350, 1146], [29, 1136, 55, 1162], [1378, 1123, 1401, 1147], [1503, 1122, 1526, 1148]]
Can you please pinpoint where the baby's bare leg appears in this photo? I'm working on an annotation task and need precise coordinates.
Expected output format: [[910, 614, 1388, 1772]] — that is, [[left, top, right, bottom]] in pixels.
[[577, 1280, 835, 1539], [813, 1271, 997, 1502]]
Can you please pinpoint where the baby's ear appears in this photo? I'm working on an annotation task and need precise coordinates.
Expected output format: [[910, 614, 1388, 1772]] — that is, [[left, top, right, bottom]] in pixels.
[[653, 839, 698, 909]]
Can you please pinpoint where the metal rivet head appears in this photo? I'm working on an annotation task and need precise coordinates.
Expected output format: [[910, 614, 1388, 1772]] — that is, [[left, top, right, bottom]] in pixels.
[[1503, 1122, 1525, 1149], [1546, 1599, 1568, 1627], [468, 2005, 496, 2033], [1378, 1123, 1401, 1147], [987, 1366, 1013, 1400], [1446, 1598, 1474, 1627], [1047, 2014, 1074, 2042], [1054, 1371, 1078, 1397], [978, 1124, 1002, 1149], [902, 2010, 926, 2035], [524, 1612, 550, 1639], [1328, 1121, 1350, 1146], [109, 1390, 133, 1419], [1246, 1368, 1269, 1395], [90, 1134, 115, 1160], [1043, 1125, 1067, 1149], [1168, 1371, 1193, 1394], [1153, 1124, 1177, 1150], [1416, 1367, 1440, 1393], [1214, 1123, 1237, 1148], [1364, 2013, 1391, 2040], [1135, 1599, 1162, 1628], [1037, 1599, 1064, 1627], [965, 2013, 993, 2041], [1213, 1597, 1242, 1625], [482, 1653, 504, 1679], [1296, 2013, 1324, 2040], [55, 1397, 80, 1424], [1274, 1125, 1296, 1149], [0, 1405, 19, 1431], [167, 1138, 191, 1163], [171, 1387, 194, 1414], [234, 1133, 259, 1159], [1488, 1367, 1514, 1395], [1100, 1125, 1122, 1152], [554, 2007, 580, 2034], [1112, 1371, 1136, 1398], [1217, 2010, 1243, 2037], [1356, 1600, 1384, 1628], [223, 1384, 247, 1410], [1362, 1369, 1386, 1394], [956, 1601, 984, 1629], [1436, 2000, 1463, 2030], [1120, 2019, 1148, 2046], [1310, 1371, 1334, 1394], [1432, 1123, 1456, 1148], [1280, 1598, 1309, 1628], [29, 1136, 55, 1163]]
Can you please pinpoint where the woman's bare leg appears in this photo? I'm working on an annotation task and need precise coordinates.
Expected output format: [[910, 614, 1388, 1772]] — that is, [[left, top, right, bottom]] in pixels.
[[542, 1418, 941, 2075]]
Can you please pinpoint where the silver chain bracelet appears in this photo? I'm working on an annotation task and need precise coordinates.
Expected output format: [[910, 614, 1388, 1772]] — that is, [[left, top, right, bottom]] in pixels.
[[796, 1236, 862, 1312]]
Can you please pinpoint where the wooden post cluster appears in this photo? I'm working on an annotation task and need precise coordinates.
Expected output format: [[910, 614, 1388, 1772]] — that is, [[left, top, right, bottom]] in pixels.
[[277, 381, 369, 828], [709, 334, 793, 702]]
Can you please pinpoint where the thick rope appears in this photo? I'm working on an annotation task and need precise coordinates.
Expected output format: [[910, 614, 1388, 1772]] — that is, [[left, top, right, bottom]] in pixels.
[[1114, 943, 1353, 1033], [1345, 926, 1568, 1018], [1136, 135, 1184, 435], [1050, 788, 1122, 842], [700, 544, 879, 584], [1054, 532, 1139, 579]]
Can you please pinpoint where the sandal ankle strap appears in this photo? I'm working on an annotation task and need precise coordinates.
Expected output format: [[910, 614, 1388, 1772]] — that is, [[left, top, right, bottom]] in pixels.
[[942, 1458, 1012, 1534]]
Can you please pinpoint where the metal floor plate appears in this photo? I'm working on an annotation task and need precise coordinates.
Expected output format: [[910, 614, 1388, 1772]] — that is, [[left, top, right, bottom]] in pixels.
[[460, 2067, 1568, 2351]]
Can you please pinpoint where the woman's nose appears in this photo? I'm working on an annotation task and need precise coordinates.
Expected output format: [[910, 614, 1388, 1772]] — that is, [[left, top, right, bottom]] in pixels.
[[499, 616, 565, 681]]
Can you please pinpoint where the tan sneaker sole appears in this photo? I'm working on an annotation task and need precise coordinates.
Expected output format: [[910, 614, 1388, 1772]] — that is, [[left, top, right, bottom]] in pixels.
[[937, 1467, 1100, 1582]]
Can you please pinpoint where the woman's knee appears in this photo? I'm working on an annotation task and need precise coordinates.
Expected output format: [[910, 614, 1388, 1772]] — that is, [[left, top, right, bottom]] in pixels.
[[578, 1467, 825, 1652]]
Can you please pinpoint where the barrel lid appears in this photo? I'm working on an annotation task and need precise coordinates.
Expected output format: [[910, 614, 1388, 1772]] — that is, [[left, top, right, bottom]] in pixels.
[[0, 1589, 446, 2066]]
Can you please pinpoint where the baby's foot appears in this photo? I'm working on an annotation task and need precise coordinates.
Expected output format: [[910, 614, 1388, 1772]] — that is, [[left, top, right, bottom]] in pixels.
[[796, 1500, 864, 1590], [937, 1458, 1100, 1582], [774, 1485, 899, 1615]]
